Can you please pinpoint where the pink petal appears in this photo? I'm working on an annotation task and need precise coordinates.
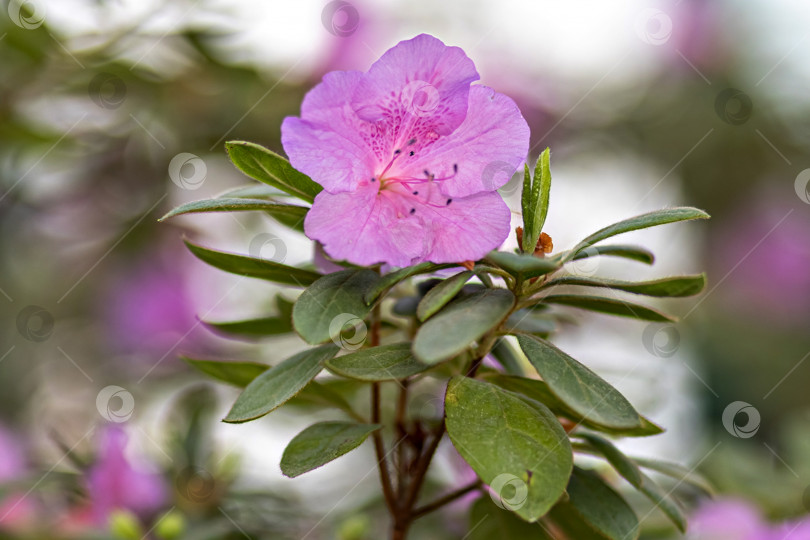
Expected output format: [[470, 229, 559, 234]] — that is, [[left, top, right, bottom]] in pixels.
[[282, 70, 378, 193], [413, 188, 512, 263], [351, 34, 479, 139], [401, 85, 530, 198], [304, 181, 426, 267]]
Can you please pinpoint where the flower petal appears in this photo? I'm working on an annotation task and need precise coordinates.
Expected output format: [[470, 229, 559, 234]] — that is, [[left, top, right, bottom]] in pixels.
[[351, 34, 479, 141], [402, 85, 530, 198], [412, 189, 512, 263], [281, 70, 378, 193], [304, 182, 426, 267]]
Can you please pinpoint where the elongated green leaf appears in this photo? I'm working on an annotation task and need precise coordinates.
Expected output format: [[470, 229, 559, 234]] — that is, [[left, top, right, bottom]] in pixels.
[[224, 344, 338, 423], [520, 163, 533, 252], [325, 343, 431, 381], [564, 207, 709, 262], [505, 310, 556, 336], [467, 497, 554, 540], [280, 421, 381, 478], [517, 335, 642, 430], [549, 467, 639, 540], [293, 269, 380, 345], [632, 457, 713, 495], [576, 434, 643, 488], [486, 251, 560, 280], [184, 358, 267, 387], [202, 316, 293, 340], [184, 240, 321, 286], [159, 198, 307, 228], [416, 271, 473, 321], [541, 274, 706, 298], [364, 262, 453, 304], [568, 244, 655, 265], [542, 294, 675, 322], [524, 148, 552, 254], [413, 289, 514, 364], [598, 417, 664, 438], [637, 471, 688, 533], [225, 141, 321, 203], [218, 184, 290, 199], [445, 376, 573, 522]]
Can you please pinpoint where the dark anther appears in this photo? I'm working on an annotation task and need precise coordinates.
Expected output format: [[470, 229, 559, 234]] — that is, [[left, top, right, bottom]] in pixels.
[[410, 208, 416, 214], [394, 149, 401, 155], [412, 191, 419, 195], [423, 169, 430, 177], [453, 163, 458, 173], [409, 151, 415, 156], [407, 138, 417, 145], [446, 198, 453, 205], [371, 177, 376, 182]]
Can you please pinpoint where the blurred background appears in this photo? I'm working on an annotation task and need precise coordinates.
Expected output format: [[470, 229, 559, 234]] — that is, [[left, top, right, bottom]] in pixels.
[[1, 0, 809, 538]]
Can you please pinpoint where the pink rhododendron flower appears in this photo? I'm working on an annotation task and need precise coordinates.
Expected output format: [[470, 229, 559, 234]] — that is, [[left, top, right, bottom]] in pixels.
[[690, 498, 810, 540], [282, 34, 529, 267]]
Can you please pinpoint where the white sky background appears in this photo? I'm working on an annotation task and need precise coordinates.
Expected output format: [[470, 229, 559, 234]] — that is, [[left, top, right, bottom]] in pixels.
[[31, 0, 810, 515]]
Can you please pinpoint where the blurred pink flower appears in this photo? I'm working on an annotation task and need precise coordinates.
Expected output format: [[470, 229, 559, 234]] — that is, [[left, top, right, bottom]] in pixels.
[[691, 498, 810, 540], [85, 426, 167, 527], [0, 426, 36, 530], [282, 34, 529, 266]]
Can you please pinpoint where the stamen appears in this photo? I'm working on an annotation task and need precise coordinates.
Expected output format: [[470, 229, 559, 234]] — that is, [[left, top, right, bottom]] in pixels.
[[446, 198, 453, 205], [410, 208, 416, 214], [412, 191, 419, 195], [371, 177, 376, 183]]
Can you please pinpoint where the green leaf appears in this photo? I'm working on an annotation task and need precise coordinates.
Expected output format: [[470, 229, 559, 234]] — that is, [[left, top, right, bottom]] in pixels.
[[280, 421, 381, 478], [293, 269, 380, 345], [184, 240, 321, 286], [225, 141, 321, 203], [416, 271, 474, 321], [637, 471, 688, 533], [568, 244, 655, 265], [575, 434, 643, 488], [203, 316, 293, 340], [413, 289, 514, 364], [158, 198, 308, 231], [523, 148, 552, 253], [364, 262, 453, 304], [224, 344, 339, 423], [467, 497, 554, 540], [549, 467, 639, 540], [632, 457, 713, 495], [564, 207, 710, 262], [486, 251, 560, 280], [597, 417, 664, 438], [517, 335, 642, 430], [541, 274, 706, 298], [218, 184, 290, 199], [505, 310, 556, 336], [445, 376, 573, 522], [521, 163, 533, 253], [490, 338, 526, 376], [184, 358, 267, 387], [325, 343, 431, 381], [541, 294, 676, 322]]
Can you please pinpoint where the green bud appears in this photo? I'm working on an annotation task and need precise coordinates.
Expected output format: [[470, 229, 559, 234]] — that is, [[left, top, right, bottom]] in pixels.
[[109, 510, 142, 540], [155, 510, 186, 540]]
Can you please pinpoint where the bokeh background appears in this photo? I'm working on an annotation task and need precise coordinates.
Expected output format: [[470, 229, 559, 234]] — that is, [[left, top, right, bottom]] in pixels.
[[1, 0, 809, 538]]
